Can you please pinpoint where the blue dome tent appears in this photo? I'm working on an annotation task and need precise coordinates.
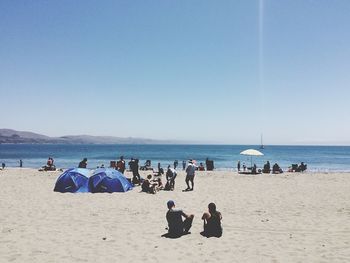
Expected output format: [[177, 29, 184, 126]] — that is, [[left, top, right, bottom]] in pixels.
[[90, 168, 133, 193], [54, 168, 92, 193]]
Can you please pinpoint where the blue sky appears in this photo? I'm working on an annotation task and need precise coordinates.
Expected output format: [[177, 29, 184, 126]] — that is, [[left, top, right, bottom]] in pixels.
[[1, 0, 350, 145]]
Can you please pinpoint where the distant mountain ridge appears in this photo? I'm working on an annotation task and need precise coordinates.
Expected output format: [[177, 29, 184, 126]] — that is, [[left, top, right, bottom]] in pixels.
[[0, 129, 181, 144]]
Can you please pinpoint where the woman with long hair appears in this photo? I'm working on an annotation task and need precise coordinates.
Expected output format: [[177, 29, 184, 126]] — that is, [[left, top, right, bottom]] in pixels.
[[201, 203, 222, 237]]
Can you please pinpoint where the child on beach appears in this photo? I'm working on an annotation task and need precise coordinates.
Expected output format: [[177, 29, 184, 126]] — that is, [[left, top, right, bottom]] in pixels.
[[141, 174, 159, 194]]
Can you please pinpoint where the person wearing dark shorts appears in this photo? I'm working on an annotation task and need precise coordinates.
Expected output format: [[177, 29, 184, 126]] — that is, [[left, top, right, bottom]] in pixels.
[[166, 200, 194, 238], [166, 165, 177, 190], [185, 160, 196, 191]]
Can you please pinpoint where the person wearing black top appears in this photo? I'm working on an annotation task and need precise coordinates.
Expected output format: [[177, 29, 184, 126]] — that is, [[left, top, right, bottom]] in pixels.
[[78, 158, 87, 168], [129, 158, 141, 184], [201, 203, 222, 238], [166, 200, 194, 238]]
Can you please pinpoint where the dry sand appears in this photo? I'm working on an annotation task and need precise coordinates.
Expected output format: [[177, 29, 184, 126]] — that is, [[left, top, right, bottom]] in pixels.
[[0, 168, 350, 263]]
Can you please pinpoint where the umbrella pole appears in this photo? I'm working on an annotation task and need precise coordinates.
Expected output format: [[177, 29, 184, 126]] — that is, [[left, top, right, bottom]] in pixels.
[[251, 156, 252, 168]]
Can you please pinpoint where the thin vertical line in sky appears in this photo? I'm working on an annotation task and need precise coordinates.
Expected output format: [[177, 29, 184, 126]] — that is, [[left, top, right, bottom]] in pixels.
[[258, 0, 265, 137]]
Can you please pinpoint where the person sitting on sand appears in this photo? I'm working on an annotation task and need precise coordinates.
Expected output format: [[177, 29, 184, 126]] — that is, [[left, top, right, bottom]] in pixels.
[[44, 157, 56, 171], [47, 157, 53, 167], [78, 158, 87, 168], [201, 203, 222, 238], [252, 164, 257, 174], [141, 174, 157, 194], [272, 163, 283, 174], [156, 177, 163, 191], [263, 161, 271, 173], [166, 200, 194, 238], [298, 162, 307, 172], [149, 174, 164, 191], [242, 162, 246, 172]]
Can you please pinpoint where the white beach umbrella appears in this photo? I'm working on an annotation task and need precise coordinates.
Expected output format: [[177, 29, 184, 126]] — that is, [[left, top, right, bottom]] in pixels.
[[240, 149, 264, 167]]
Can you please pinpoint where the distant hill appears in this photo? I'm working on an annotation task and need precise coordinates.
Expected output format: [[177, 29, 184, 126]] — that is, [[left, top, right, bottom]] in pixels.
[[0, 129, 181, 144]]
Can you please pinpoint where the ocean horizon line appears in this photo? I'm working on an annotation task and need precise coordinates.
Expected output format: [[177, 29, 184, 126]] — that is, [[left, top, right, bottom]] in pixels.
[[1, 142, 350, 147]]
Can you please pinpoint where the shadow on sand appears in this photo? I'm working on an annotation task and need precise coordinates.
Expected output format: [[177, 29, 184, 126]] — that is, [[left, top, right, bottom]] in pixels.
[[161, 232, 191, 239]]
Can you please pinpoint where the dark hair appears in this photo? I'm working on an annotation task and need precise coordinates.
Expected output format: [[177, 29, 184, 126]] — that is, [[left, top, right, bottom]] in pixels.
[[167, 200, 175, 209], [208, 203, 216, 214]]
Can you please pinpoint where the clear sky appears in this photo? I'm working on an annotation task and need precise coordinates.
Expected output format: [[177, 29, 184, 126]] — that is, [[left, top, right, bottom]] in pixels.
[[1, 0, 350, 145]]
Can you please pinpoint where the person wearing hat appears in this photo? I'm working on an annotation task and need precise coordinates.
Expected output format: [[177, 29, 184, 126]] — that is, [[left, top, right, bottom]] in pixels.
[[185, 159, 196, 191], [166, 200, 194, 237]]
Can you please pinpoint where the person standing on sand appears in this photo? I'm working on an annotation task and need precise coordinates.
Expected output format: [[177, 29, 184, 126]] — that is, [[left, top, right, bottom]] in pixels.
[[116, 156, 126, 174], [165, 200, 194, 238], [129, 158, 141, 184], [185, 160, 196, 191], [182, 160, 186, 170], [166, 165, 177, 190], [174, 160, 178, 169], [237, 161, 241, 172], [19, 159, 23, 168]]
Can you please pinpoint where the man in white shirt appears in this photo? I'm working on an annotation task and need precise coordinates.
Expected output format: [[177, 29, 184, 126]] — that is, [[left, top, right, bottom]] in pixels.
[[185, 159, 196, 191]]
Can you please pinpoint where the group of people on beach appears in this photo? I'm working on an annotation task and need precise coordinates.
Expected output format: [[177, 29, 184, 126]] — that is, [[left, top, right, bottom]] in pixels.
[[237, 160, 307, 174], [76, 156, 199, 193], [141, 159, 196, 193], [262, 161, 283, 174], [165, 200, 222, 238]]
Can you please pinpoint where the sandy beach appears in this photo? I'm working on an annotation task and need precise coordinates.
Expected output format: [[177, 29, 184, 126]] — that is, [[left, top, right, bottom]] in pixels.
[[0, 168, 349, 263]]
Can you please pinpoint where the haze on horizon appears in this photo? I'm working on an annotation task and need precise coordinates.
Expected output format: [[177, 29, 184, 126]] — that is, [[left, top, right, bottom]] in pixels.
[[1, 0, 350, 145]]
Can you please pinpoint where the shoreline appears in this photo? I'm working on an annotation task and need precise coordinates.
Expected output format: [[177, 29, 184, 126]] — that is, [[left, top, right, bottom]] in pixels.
[[2, 144, 350, 173], [1, 167, 349, 174]]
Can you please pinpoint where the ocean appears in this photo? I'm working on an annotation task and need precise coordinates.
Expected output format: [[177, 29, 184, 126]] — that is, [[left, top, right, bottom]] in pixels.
[[0, 144, 350, 172]]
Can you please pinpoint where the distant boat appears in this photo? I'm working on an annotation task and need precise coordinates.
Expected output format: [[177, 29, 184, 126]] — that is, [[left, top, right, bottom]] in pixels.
[[260, 134, 264, 149]]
